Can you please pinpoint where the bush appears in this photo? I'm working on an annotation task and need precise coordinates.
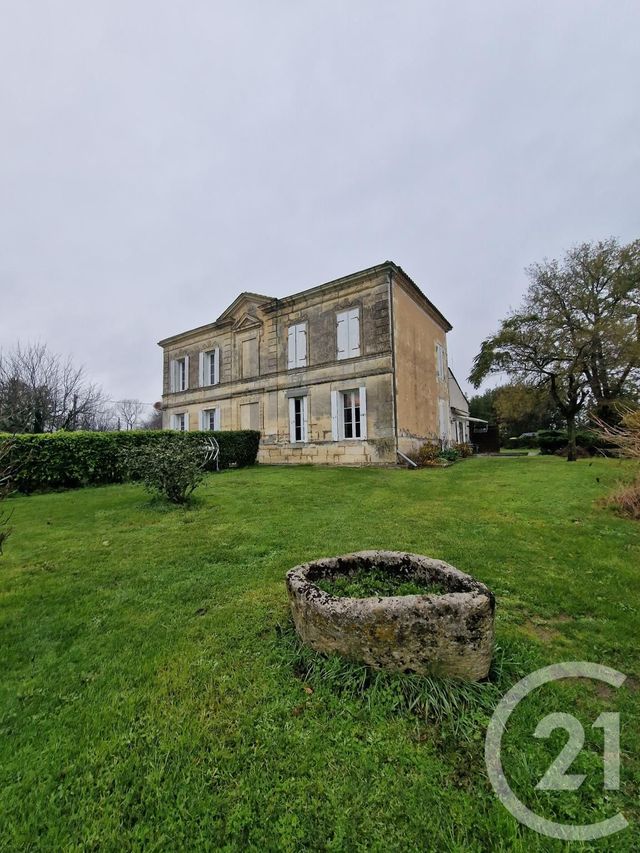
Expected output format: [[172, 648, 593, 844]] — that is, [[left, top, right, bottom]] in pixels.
[[507, 434, 539, 449], [122, 437, 206, 504], [439, 447, 460, 463], [453, 442, 473, 458], [407, 442, 465, 467], [537, 429, 609, 456], [1, 430, 260, 493]]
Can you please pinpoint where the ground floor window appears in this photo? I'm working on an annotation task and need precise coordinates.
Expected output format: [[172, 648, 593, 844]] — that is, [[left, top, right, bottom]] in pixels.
[[331, 386, 367, 440], [200, 408, 220, 431], [171, 412, 188, 431], [289, 396, 308, 443]]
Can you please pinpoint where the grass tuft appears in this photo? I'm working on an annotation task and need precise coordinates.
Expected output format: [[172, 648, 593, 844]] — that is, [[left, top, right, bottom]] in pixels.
[[274, 622, 536, 740]]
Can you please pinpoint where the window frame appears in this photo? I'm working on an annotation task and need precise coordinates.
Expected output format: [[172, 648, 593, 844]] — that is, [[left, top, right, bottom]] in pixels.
[[200, 407, 220, 431], [331, 386, 367, 441], [288, 395, 308, 443]]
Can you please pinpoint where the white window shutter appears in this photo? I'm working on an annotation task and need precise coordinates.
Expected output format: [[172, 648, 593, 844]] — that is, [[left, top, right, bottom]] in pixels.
[[336, 313, 348, 360], [288, 327, 296, 369], [198, 353, 205, 387], [359, 386, 367, 440], [297, 325, 307, 366], [183, 411, 190, 432], [169, 360, 176, 392], [350, 309, 360, 356], [302, 396, 308, 442], [214, 407, 221, 431], [289, 397, 296, 442], [331, 390, 340, 440], [183, 355, 189, 390], [199, 410, 205, 430], [213, 348, 220, 384]]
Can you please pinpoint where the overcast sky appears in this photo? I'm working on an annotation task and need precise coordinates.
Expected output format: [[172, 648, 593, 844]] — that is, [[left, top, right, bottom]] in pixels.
[[1, 1, 639, 409]]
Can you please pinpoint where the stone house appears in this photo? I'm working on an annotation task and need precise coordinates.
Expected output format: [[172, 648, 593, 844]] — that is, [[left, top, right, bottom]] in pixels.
[[158, 261, 454, 465]]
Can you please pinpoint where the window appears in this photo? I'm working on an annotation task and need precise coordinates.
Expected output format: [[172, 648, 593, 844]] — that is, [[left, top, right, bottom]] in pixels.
[[199, 349, 220, 387], [331, 386, 367, 440], [336, 308, 360, 360], [171, 412, 188, 431], [200, 408, 220, 431], [170, 356, 189, 392], [435, 343, 446, 382], [287, 323, 307, 369], [289, 396, 308, 443]]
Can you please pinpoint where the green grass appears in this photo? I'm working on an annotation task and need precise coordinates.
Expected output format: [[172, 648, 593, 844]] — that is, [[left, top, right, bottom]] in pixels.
[[315, 566, 447, 598], [1, 457, 639, 851]]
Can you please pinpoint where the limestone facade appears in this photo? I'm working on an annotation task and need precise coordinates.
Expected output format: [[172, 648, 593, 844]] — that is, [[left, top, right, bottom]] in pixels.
[[158, 262, 452, 465]]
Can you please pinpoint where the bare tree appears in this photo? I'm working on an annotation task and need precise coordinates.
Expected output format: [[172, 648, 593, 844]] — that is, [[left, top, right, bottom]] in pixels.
[[141, 404, 164, 430], [115, 399, 145, 430], [0, 342, 105, 433]]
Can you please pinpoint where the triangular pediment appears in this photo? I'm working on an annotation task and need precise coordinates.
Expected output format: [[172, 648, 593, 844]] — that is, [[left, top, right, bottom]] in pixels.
[[233, 312, 263, 331], [216, 291, 273, 324]]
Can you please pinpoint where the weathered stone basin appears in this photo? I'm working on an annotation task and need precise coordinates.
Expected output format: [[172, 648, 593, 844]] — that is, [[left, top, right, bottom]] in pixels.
[[286, 551, 495, 681]]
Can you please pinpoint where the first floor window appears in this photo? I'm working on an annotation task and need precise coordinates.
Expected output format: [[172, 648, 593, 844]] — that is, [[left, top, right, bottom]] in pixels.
[[170, 356, 189, 392], [289, 396, 308, 443], [172, 412, 188, 431], [199, 348, 220, 387], [342, 390, 361, 439], [331, 386, 367, 440], [200, 408, 220, 431]]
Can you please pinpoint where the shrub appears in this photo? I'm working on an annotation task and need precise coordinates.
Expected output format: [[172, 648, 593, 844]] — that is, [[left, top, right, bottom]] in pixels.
[[407, 442, 442, 468], [453, 442, 473, 458], [604, 477, 640, 520], [1, 430, 260, 494], [122, 437, 206, 504], [595, 408, 640, 519], [439, 447, 460, 463], [537, 429, 609, 456]]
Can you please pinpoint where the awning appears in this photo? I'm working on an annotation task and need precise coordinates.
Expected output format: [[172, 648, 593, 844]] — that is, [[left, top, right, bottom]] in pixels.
[[451, 407, 488, 424]]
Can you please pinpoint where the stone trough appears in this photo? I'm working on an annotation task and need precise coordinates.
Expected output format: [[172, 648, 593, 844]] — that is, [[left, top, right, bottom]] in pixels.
[[286, 551, 495, 681]]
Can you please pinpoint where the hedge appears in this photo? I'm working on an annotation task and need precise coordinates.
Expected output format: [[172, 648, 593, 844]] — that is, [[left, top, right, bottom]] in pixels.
[[537, 429, 610, 456], [1, 430, 261, 493]]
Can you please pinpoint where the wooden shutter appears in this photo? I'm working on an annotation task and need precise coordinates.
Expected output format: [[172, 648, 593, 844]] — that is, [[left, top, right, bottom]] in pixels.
[[169, 360, 176, 392], [296, 325, 307, 366], [183, 411, 190, 432], [183, 355, 189, 390], [289, 397, 296, 442], [331, 390, 340, 440], [288, 327, 296, 369], [359, 386, 367, 440], [302, 396, 308, 442], [336, 312, 348, 360], [349, 309, 360, 356], [199, 410, 205, 430], [214, 407, 221, 431], [198, 353, 205, 387], [213, 348, 220, 384]]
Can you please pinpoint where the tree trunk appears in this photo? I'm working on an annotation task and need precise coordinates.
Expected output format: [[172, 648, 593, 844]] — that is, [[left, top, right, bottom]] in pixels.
[[566, 414, 577, 462]]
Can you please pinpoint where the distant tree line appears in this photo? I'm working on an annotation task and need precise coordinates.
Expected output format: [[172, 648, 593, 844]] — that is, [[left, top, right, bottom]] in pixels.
[[0, 342, 160, 434], [469, 238, 640, 460]]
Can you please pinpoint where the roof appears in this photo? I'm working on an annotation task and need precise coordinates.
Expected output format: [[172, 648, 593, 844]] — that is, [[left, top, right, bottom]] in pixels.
[[158, 260, 452, 346]]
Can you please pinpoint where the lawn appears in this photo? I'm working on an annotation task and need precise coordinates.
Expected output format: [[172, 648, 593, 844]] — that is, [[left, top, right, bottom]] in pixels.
[[1, 457, 639, 851]]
